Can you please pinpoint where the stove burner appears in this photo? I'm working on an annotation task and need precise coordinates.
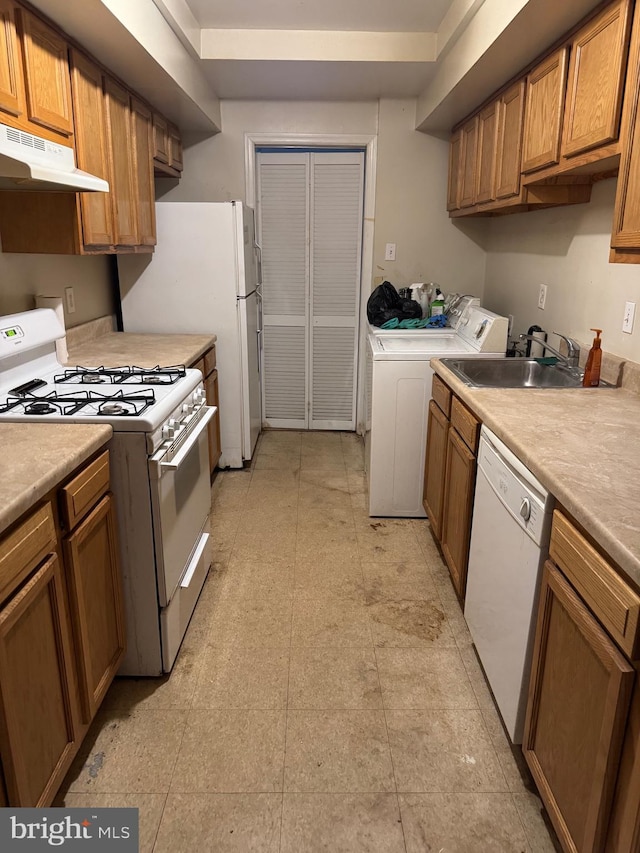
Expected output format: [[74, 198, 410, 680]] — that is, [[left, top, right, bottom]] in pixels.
[[0, 388, 157, 418], [25, 401, 56, 414], [100, 402, 127, 415], [55, 364, 187, 385]]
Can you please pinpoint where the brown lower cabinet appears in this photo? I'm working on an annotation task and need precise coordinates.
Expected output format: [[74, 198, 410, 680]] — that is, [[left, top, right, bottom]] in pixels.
[[63, 494, 125, 724], [0, 551, 79, 807], [0, 447, 125, 806], [523, 510, 640, 852], [423, 375, 480, 602], [193, 346, 222, 474]]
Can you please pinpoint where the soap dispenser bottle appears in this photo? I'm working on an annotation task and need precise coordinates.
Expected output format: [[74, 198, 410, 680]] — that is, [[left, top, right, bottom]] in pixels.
[[582, 328, 603, 387]]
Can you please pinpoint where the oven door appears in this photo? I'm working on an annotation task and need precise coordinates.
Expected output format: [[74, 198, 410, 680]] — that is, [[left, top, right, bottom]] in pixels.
[[149, 406, 215, 606]]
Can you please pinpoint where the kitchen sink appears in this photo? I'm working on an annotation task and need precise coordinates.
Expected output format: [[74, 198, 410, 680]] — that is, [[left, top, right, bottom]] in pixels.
[[440, 357, 614, 388]]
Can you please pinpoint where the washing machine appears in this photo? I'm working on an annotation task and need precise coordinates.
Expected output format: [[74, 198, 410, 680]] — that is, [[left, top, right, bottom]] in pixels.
[[365, 301, 508, 517]]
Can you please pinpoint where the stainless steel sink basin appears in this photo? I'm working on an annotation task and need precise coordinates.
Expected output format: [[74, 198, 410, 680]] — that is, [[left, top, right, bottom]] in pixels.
[[440, 357, 613, 388]]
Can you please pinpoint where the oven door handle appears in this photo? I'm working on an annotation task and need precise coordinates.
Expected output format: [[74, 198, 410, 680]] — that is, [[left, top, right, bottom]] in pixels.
[[159, 406, 216, 472]]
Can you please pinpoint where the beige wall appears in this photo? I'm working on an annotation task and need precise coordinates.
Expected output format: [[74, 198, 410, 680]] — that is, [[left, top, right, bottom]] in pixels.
[[0, 245, 115, 328], [483, 179, 640, 362], [373, 99, 487, 295], [158, 97, 488, 297]]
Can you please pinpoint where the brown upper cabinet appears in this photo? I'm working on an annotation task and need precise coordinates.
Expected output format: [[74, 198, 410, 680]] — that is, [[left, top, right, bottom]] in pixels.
[[0, 0, 183, 255], [152, 111, 169, 164], [522, 47, 569, 174], [495, 79, 526, 200], [459, 117, 479, 208], [104, 76, 138, 247], [0, 0, 23, 119], [446, 128, 462, 211], [16, 7, 72, 137], [476, 100, 499, 204], [611, 0, 640, 259], [131, 97, 157, 247], [447, 0, 635, 224], [153, 112, 184, 176], [0, 0, 74, 144], [70, 49, 114, 249], [562, 0, 632, 159]]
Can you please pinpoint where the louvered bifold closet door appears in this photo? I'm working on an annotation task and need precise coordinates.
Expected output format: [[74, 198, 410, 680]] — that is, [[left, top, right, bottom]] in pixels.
[[258, 153, 309, 428], [310, 152, 364, 430]]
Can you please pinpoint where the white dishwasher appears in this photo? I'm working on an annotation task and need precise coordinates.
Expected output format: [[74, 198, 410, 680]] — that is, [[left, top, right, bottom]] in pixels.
[[464, 426, 553, 744]]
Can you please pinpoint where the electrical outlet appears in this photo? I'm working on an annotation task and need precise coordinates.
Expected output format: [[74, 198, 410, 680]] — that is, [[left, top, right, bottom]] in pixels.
[[623, 301, 636, 334], [384, 242, 396, 261], [538, 284, 547, 310], [65, 286, 76, 314]]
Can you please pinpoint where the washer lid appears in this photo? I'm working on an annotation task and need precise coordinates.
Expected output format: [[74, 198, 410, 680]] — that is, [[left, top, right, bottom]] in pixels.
[[369, 333, 477, 361]]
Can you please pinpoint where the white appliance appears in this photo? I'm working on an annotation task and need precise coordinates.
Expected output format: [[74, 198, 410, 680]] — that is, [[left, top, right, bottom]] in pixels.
[[0, 122, 109, 192], [0, 309, 215, 676], [464, 426, 554, 743], [118, 200, 262, 468], [365, 300, 508, 516]]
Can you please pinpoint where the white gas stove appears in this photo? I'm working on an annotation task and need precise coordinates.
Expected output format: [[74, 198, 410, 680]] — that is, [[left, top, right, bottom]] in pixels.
[[0, 309, 215, 675]]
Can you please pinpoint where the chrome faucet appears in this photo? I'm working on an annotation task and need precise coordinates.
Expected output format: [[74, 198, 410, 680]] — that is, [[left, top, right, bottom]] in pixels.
[[519, 332, 581, 368]]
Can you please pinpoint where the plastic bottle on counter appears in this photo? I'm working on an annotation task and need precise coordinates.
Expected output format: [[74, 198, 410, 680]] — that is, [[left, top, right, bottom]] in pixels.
[[429, 288, 445, 318], [582, 328, 603, 387]]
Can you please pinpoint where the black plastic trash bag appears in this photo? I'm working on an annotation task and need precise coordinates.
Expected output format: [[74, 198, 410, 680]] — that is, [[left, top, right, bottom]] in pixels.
[[367, 281, 422, 326]]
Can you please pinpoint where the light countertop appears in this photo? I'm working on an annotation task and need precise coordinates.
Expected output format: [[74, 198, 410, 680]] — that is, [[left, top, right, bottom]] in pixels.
[[432, 359, 640, 589], [0, 423, 113, 536], [66, 331, 216, 370]]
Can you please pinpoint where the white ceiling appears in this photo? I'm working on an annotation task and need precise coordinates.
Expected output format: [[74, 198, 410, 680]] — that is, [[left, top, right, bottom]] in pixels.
[[28, 0, 605, 134], [186, 0, 453, 32]]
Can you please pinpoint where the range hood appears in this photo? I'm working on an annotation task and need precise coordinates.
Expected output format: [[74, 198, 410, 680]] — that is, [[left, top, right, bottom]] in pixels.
[[0, 122, 109, 192]]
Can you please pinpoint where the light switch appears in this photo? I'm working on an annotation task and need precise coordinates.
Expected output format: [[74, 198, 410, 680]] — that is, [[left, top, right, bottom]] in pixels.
[[623, 301, 636, 334], [384, 243, 396, 261]]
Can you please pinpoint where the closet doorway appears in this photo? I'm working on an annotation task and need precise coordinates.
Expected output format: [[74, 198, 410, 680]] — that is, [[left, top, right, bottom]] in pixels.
[[256, 148, 365, 430]]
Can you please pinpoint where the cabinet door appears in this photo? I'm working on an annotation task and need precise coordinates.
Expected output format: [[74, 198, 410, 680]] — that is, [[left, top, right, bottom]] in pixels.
[[63, 495, 125, 724], [17, 8, 72, 136], [131, 97, 156, 247], [495, 80, 526, 199], [69, 50, 113, 249], [423, 399, 449, 541], [440, 426, 476, 601], [104, 77, 138, 246], [523, 562, 634, 853], [475, 100, 499, 204], [205, 368, 221, 473], [459, 117, 479, 208], [153, 112, 169, 164], [447, 129, 462, 211], [522, 47, 569, 173], [168, 121, 183, 171], [0, 0, 24, 118], [0, 553, 79, 806], [562, 0, 632, 159]]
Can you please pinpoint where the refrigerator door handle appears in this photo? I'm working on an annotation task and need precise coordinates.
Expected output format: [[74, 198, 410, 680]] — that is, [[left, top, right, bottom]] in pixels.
[[254, 241, 263, 285]]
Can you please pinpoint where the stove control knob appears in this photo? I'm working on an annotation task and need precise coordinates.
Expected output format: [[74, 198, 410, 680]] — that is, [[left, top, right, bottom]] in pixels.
[[162, 418, 178, 439], [193, 388, 206, 406], [182, 401, 194, 415]]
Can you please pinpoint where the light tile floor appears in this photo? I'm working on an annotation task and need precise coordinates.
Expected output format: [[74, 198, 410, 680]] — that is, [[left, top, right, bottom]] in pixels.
[[58, 430, 560, 852]]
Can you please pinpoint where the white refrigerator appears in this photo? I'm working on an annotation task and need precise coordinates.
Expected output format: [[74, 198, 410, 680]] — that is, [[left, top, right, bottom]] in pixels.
[[117, 201, 262, 467]]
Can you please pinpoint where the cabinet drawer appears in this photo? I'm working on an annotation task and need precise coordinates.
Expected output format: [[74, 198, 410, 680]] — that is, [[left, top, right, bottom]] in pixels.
[[60, 451, 110, 531], [191, 357, 205, 377], [203, 346, 216, 377], [450, 396, 480, 452], [431, 375, 452, 417], [550, 510, 640, 659], [0, 503, 56, 604]]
